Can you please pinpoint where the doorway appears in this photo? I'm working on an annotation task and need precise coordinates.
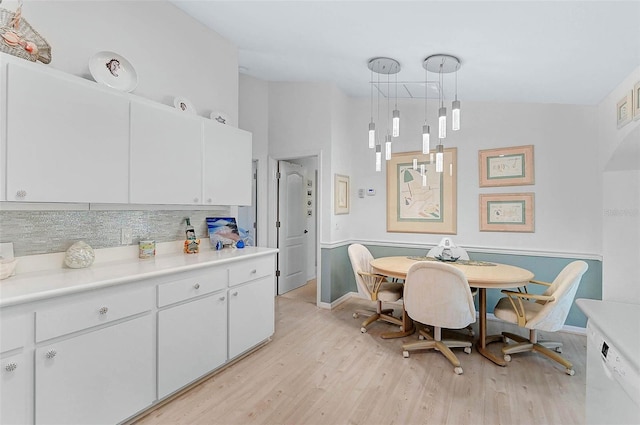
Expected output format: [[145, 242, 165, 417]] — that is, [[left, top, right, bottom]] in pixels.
[[275, 156, 318, 300]]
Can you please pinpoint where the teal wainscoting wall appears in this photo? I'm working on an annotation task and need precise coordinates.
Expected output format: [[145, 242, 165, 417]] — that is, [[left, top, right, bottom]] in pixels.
[[321, 244, 602, 328]]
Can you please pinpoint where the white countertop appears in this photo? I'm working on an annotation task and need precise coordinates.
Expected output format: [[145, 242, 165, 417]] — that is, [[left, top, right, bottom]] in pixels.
[[0, 246, 278, 308], [576, 298, 640, 371]]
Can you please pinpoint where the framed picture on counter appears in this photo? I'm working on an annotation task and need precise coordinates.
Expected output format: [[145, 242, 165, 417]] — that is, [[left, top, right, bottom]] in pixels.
[[479, 145, 534, 187], [387, 148, 457, 234], [479, 192, 535, 232]]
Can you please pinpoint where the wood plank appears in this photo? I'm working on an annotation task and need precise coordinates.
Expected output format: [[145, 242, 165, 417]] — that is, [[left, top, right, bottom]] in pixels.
[[134, 291, 586, 425]]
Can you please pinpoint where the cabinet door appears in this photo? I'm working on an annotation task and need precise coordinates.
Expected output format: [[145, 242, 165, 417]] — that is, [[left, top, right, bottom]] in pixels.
[[158, 293, 227, 398], [4, 62, 130, 203], [228, 276, 275, 359], [130, 101, 203, 205], [35, 315, 154, 425], [1, 351, 32, 425], [203, 120, 252, 206]]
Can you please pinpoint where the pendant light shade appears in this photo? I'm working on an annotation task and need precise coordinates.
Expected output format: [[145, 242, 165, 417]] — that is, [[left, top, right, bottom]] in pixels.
[[452, 99, 460, 131], [438, 107, 447, 139], [435, 144, 444, 173], [412, 158, 418, 170], [368, 122, 375, 148], [375, 144, 382, 172], [422, 125, 430, 154], [385, 135, 392, 161], [392, 109, 400, 137]]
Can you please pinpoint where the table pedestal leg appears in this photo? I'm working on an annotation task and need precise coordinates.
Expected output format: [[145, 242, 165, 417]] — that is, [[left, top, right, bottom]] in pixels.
[[475, 288, 507, 366], [380, 305, 415, 339]]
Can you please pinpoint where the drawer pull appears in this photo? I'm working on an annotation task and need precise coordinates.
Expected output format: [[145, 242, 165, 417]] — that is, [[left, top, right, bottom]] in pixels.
[[45, 349, 57, 359], [99, 306, 109, 315], [5, 362, 17, 372], [219, 296, 226, 301], [250, 269, 257, 274], [194, 283, 200, 290], [232, 291, 238, 297]]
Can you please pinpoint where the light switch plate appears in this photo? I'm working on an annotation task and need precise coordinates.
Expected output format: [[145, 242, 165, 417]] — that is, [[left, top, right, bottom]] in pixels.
[[0, 242, 15, 260]]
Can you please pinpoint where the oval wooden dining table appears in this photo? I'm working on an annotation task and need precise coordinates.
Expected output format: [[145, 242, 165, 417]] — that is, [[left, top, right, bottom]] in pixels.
[[370, 256, 535, 366]]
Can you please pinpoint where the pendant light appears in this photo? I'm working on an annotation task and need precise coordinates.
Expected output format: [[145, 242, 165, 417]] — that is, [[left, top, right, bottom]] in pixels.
[[368, 65, 375, 148], [423, 54, 462, 140], [375, 143, 382, 172], [392, 72, 400, 137], [435, 144, 444, 173], [367, 57, 400, 167], [452, 66, 461, 131], [422, 62, 430, 155]]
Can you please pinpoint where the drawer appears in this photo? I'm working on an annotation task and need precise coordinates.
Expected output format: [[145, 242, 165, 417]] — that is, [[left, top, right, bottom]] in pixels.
[[228, 256, 274, 287], [0, 313, 29, 353], [36, 286, 153, 342], [158, 268, 228, 307]]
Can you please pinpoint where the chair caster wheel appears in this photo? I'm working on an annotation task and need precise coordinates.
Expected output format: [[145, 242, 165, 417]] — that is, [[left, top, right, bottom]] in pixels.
[[353, 313, 359, 319], [555, 347, 563, 353], [399, 326, 404, 332], [418, 334, 425, 340], [464, 347, 472, 354], [402, 350, 409, 358], [504, 354, 511, 362], [454, 367, 463, 375], [360, 327, 367, 333], [566, 368, 575, 376]]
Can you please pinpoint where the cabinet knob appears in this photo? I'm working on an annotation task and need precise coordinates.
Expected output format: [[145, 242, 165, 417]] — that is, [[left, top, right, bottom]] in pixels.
[[193, 198, 199, 203], [16, 190, 27, 198], [207, 198, 212, 203], [4, 362, 17, 372], [194, 283, 200, 290], [250, 269, 257, 274], [232, 291, 238, 297], [219, 296, 226, 301], [45, 349, 57, 359], [99, 306, 109, 315]]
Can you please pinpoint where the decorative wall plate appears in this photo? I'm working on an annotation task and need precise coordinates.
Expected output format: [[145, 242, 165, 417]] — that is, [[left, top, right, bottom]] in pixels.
[[174, 97, 196, 114], [89, 51, 137, 92]]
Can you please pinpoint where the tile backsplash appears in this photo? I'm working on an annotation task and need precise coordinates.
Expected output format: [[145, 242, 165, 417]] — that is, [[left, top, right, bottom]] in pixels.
[[0, 209, 229, 257]]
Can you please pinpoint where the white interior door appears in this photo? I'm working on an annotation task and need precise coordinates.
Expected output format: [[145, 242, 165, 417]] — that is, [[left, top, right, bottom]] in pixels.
[[277, 161, 308, 295]]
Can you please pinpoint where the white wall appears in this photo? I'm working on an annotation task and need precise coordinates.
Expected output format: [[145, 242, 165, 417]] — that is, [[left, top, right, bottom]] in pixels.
[[5, 0, 239, 125], [239, 74, 269, 246], [597, 66, 640, 303], [347, 97, 601, 256]]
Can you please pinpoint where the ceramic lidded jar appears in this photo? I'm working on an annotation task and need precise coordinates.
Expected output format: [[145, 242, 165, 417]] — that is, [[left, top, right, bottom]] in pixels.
[[64, 241, 95, 269]]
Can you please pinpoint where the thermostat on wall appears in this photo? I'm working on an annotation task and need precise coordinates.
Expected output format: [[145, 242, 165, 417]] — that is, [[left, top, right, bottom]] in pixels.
[[367, 189, 376, 196]]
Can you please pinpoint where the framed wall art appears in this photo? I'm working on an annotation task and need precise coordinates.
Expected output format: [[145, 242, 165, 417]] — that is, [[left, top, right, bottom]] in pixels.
[[479, 145, 534, 187], [633, 81, 640, 121], [387, 148, 457, 234], [479, 193, 535, 233], [334, 174, 349, 214], [617, 90, 632, 128]]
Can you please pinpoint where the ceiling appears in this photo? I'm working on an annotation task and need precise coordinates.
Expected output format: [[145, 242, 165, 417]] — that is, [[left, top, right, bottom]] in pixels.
[[172, 1, 640, 105]]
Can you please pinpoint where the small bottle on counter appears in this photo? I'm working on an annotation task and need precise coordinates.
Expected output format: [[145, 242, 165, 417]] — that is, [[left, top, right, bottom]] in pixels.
[[183, 217, 200, 254]]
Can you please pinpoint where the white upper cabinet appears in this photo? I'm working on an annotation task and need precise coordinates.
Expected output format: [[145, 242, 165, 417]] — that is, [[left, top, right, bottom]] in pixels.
[[3, 61, 130, 203], [203, 119, 252, 206], [130, 101, 203, 205]]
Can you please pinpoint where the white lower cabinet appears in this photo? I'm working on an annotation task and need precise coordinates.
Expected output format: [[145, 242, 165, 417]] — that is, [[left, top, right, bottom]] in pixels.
[[1, 351, 31, 425], [228, 276, 275, 359], [158, 292, 227, 398], [35, 314, 154, 425]]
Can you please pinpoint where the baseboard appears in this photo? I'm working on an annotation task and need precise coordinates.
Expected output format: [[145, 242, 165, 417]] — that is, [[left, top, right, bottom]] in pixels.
[[318, 291, 356, 310], [484, 312, 586, 335]]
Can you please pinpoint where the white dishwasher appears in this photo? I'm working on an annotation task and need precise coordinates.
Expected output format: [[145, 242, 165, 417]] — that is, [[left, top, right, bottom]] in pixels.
[[577, 299, 640, 425]]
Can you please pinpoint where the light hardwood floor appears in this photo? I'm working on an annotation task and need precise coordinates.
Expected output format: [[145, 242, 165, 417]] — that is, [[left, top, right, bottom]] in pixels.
[[135, 282, 586, 425]]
